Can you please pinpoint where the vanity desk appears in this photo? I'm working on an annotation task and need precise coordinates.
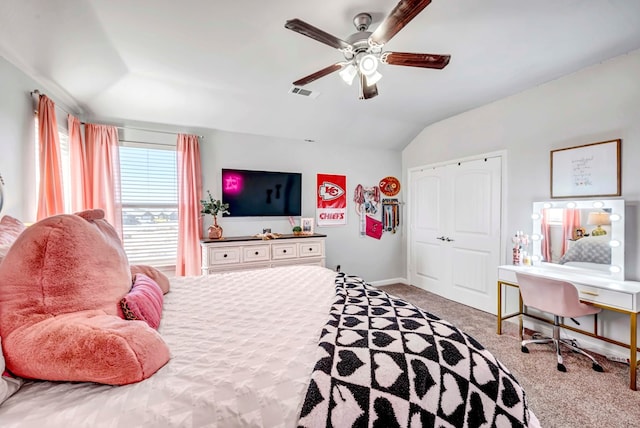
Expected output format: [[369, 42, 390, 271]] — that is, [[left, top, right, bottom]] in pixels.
[[499, 198, 640, 389], [497, 264, 640, 390]]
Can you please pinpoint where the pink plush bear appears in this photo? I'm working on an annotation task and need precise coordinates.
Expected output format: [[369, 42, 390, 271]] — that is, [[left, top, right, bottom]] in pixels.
[[0, 210, 169, 385]]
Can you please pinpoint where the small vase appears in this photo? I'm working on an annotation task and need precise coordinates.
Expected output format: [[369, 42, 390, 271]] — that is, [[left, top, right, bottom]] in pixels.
[[208, 225, 223, 239], [512, 246, 521, 265], [208, 217, 223, 240]]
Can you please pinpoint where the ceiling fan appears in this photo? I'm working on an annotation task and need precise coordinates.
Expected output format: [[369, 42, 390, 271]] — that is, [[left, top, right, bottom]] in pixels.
[[284, 0, 450, 100]]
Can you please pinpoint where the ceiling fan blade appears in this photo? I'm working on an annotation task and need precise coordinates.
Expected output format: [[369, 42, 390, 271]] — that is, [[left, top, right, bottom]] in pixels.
[[285, 19, 352, 51], [370, 0, 432, 47], [293, 63, 343, 86], [359, 73, 379, 100], [381, 52, 450, 69]]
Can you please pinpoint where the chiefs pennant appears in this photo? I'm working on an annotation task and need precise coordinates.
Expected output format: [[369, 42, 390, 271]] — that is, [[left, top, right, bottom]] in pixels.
[[316, 174, 347, 226]]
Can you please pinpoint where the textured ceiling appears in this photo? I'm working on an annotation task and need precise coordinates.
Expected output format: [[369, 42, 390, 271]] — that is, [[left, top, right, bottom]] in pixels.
[[1, 0, 640, 150]]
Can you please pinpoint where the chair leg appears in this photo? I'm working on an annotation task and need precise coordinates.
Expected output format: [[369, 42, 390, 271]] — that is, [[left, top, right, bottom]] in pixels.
[[555, 338, 566, 372], [552, 320, 566, 372], [559, 340, 604, 372], [521, 317, 603, 373], [521, 337, 554, 353]]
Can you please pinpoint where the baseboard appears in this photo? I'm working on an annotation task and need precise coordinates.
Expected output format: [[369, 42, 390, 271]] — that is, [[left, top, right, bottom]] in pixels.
[[370, 277, 408, 287]]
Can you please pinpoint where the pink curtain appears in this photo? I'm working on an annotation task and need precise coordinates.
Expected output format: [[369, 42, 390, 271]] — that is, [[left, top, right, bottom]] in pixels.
[[561, 208, 581, 255], [176, 134, 202, 276], [541, 209, 552, 262], [36, 95, 65, 220], [84, 124, 123, 236], [68, 115, 90, 212]]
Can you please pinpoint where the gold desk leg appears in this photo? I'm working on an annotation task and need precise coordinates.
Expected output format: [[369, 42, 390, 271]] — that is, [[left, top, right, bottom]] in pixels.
[[497, 281, 503, 335], [519, 291, 523, 340], [630, 312, 637, 391]]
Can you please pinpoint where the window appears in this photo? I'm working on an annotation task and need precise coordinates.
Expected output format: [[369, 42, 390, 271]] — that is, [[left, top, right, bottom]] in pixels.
[[36, 112, 179, 267], [119, 143, 178, 266], [545, 208, 564, 225]]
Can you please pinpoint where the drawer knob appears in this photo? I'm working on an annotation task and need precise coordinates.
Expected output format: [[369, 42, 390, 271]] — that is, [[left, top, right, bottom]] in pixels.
[[283, 249, 287, 253], [308, 247, 313, 251], [223, 254, 228, 258], [255, 251, 259, 255]]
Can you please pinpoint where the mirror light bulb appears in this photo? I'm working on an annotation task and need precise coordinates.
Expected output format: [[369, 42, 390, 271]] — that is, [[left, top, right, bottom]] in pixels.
[[566, 202, 576, 208], [610, 213, 621, 222], [609, 240, 621, 248], [592, 201, 605, 208], [610, 265, 622, 273], [531, 213, 541, 220]]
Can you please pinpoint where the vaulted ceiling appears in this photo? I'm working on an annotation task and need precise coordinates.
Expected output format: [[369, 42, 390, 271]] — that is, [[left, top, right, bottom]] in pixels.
[[2, 0, 640, 150]]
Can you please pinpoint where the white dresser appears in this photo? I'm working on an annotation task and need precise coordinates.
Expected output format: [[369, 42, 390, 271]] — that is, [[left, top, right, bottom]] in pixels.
[[200, 234, 326, 274]]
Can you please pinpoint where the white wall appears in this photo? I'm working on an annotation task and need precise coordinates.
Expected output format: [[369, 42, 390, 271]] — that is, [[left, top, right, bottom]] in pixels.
[[0, 54, 405, 283], [0, 56, 38, 220], [403, 49, 640, 281], [200, 130, 404, 283]]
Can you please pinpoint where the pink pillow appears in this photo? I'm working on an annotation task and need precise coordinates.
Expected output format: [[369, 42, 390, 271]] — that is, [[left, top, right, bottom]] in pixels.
[[130, 264, 170, 294], [0, 216, 25, 262], [120, 273, 164, 329]]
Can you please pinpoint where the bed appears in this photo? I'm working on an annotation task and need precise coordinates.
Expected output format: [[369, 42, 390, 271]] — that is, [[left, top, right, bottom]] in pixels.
[[0, 265, 539, 427]]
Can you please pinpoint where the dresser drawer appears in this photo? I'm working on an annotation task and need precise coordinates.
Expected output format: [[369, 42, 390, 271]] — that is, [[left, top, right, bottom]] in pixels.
[[243, 245, 270, 262], [577, 285, 633, 310], [208, 263, 270, 274], [298, 241, 323, 258], [207, 247, 241, 265], [497, 268, 517, 284], [272, 243, 298, 259]]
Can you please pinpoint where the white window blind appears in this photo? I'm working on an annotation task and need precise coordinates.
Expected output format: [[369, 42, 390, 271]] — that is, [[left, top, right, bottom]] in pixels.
[[120, 143, 178, 266]]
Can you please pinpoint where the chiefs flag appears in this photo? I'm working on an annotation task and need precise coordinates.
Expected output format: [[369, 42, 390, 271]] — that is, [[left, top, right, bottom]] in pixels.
[[316, 174, 347, 226]]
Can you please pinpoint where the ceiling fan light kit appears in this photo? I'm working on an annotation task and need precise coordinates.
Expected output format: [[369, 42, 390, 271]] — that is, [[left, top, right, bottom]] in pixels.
[[338, 63, 357, 85], [285, 0, 450, 100], [358, 54, 379, 75]]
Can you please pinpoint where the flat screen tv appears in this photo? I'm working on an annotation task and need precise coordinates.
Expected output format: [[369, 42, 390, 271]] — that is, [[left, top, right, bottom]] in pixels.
[[221, 168, 302, 217]]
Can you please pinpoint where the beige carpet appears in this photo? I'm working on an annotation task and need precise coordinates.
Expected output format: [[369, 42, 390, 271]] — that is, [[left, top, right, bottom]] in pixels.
[[379, 283, 640, 427]]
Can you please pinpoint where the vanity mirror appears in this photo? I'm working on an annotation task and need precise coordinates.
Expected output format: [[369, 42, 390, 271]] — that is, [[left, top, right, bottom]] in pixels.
[[530, 199, 625, 280]]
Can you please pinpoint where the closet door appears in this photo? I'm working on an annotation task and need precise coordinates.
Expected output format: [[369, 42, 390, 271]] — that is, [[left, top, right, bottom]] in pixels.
[[409, 156, 502, 314], [409, 165, 449, 298]]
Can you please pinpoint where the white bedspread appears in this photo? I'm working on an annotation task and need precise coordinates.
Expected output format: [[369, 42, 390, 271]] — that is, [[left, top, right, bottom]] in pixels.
[[0, 265, 337, 428]]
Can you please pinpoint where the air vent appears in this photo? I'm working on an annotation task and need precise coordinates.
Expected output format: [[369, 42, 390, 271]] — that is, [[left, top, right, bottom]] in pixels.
[[289, 86, 320, 99]]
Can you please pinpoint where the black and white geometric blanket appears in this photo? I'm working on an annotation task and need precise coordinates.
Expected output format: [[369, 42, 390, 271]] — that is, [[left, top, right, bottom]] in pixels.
[[298, 274, 534, 427]]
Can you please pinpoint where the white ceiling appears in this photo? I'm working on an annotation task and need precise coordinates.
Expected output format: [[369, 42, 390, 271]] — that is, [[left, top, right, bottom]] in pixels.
[[2, 0, 640, 150]]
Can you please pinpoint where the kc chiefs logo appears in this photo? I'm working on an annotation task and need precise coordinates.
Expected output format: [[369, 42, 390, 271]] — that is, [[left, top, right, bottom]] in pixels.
[[318, 181, 345, 201]]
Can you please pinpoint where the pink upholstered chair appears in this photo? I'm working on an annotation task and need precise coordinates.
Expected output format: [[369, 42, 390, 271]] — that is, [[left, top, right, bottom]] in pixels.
[[515, 272, 604, 372]]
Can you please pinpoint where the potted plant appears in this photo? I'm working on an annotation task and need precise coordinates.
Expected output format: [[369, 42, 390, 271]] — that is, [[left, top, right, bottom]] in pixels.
[[201, 190, 230, 239], [292, 225, 303, 236]]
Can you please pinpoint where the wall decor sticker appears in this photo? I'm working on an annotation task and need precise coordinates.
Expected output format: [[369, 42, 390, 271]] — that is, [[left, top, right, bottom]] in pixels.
[[379, 176, 401, 197]]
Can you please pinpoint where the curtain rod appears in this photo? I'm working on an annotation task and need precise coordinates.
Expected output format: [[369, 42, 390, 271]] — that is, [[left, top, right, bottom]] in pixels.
[[30, 89, 204, 139]]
